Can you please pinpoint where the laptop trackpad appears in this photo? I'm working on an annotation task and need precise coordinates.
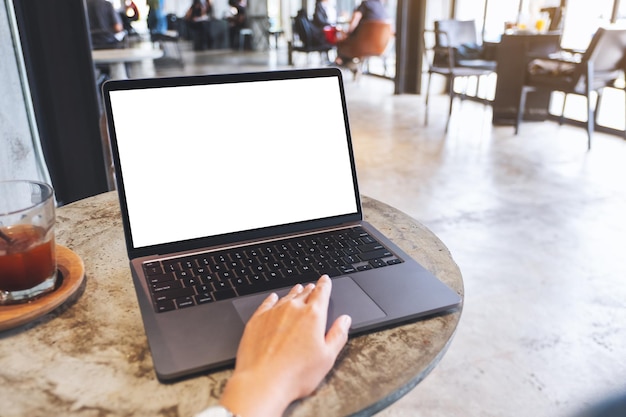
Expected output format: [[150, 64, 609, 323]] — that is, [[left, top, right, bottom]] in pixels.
[[232, 277, 386, 330]]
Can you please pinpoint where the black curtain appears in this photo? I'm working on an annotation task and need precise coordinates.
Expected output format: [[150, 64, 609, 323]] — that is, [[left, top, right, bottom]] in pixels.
[[12, 0, 109, 205]]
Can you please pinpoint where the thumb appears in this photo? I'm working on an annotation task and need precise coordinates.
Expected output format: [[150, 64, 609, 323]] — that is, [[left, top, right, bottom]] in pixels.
[[325, 314, 351, 357]]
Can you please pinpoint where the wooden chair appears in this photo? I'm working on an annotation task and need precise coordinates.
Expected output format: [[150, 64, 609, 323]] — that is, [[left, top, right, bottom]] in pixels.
[[336, 20, 393, 79], [422, 28, 496, 131], [515, 27, 626, 150]]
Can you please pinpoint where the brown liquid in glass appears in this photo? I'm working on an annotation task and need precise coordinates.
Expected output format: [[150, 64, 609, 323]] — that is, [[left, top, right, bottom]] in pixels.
[[0, 225, 56, 291]]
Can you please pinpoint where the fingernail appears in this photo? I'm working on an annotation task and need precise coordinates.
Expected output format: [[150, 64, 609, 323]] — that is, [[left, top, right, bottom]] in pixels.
[[341, 315, 352, 330]]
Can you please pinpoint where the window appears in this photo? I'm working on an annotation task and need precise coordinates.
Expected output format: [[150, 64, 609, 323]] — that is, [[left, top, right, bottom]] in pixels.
[[560, 0, 614, 50], [481, 0, 519, 42]]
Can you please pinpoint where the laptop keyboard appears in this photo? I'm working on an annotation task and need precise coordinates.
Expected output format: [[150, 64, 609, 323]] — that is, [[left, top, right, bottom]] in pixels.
[[142, 226, 403, 313]]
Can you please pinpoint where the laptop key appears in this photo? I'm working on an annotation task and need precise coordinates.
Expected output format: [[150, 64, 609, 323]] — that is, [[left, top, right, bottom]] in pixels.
[[339, 265, 357, 274], [175, 270, 192, 279], [198, 273, 218, 285], [153, 286, 195, 302], [147, 272, 176, 284], [213, 288, 237, 301], [360, 235, 376, 244], [266, 271, 281, 280], [194, 266, 208, 275], [343, 255, 359, 264], [195, 283, 213, 293], [230, 277, 249, 287], [156, 299, 176, 312], [153, 280, 183, 292], [358, 249, 392, 261], [282, 267, 298, 277], [237, 271, 318, 297], [195, 292, 214, 304], [248, 274, 265, 284], [181, 277, 201, 287], [144, 265, 164, 276], [237, 280, 277, 296], [217, 270, 234, 281], [175, 296, 195, 309], [285, 271, 320, 285], [163, 261, 182, 272], [369, 258, 387, 268], [358, 242, 384, 252], [342, 247, 359, 256], [316, 267, 341, 277]]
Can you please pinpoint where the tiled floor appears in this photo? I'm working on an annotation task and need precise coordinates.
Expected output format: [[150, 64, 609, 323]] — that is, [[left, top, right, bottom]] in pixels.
[[148, 43, 626, 417]]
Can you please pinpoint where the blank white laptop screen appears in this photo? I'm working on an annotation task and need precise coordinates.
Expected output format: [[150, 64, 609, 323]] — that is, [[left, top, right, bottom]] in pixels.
[[108, 76, 358, 248]]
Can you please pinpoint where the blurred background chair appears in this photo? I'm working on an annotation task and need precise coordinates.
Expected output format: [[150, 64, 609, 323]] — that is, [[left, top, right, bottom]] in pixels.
[[288, 9, 333, 65], [515, 27, 626, 150], [238, 27, 254, 50], [434, 19, 496, 72], [151, 14, 184, 67], [335, 20, 393, 80], [422, 27, 496, 131]]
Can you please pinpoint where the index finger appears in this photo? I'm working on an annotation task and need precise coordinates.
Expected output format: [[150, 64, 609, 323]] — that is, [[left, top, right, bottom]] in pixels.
[[306, 275, 332, 308], [250, 292, 278, 318]]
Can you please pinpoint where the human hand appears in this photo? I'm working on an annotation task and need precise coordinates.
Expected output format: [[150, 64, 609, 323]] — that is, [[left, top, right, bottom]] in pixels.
[[220, 275, 351, 417]]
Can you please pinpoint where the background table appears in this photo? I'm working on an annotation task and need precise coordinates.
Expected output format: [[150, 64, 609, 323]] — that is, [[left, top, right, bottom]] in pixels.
[[92, 48, 164, 79], [0, 192, 463, 417], [491, 33, 562, 125]]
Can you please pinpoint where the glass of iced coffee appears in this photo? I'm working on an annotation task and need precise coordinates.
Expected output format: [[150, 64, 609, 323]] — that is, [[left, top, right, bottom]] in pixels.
[[0, 180, 57, 304]]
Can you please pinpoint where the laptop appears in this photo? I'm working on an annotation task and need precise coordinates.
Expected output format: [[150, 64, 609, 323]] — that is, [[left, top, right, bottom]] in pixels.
[[102, 67, 461, 382]]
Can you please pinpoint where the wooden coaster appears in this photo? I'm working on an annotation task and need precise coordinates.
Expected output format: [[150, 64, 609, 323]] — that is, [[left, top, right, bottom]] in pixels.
[[0, 245, 85, 331]]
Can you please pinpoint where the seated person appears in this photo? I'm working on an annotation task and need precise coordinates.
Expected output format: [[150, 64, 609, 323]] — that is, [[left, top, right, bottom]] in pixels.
[[185, 0, 213, 50], [313, 0, 335, 27], [313, 0, 340, 44], [119, 0, 139, 37], [294, 8, 329, 49], [334, 0, 388, 65], [86, 0, 126, 50], [226, 0, 247, 49], [147, 0, 167, 34]]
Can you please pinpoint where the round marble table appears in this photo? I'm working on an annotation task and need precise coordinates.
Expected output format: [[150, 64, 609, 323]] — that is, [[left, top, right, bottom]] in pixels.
[[0, 192, 463, 417]]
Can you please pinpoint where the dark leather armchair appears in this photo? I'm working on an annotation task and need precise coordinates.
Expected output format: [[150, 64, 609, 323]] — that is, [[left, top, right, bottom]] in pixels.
[[515, 27, 626, 150]]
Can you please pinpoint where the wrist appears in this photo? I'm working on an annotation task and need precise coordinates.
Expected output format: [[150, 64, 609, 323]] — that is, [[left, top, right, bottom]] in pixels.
[[220, 371, 294, 417]]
